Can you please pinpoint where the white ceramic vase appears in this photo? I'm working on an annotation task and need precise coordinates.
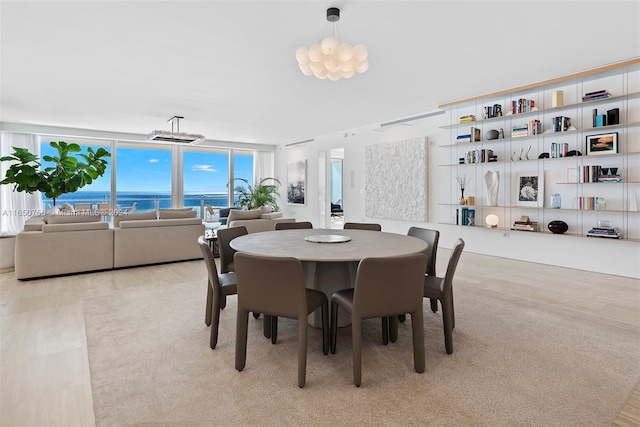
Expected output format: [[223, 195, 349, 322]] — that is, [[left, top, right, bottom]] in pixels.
[[484, 171, 500, 206]]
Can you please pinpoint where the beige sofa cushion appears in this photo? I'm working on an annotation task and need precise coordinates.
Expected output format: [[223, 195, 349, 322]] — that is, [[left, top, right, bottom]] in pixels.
[[119, 218, 202, 228], [158, 209, 197, 219], [114, 211, 157, 227], [260, 212, 283, 220], [227, 209, 262, 222], [42, 221, 110, 232], [46, 212, 102, 224]]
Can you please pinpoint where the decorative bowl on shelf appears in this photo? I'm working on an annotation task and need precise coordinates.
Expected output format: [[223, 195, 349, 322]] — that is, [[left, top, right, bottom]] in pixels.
[[548, 220, 568, 234], [486, 129, 499, 140]]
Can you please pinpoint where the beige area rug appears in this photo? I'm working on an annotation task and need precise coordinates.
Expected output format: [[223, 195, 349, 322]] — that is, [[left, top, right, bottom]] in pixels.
[[84, 280, 639, 426]]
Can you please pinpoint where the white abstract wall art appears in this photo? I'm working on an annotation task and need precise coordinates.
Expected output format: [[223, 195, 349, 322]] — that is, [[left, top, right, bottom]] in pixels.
[[364, 137, 427, 221]]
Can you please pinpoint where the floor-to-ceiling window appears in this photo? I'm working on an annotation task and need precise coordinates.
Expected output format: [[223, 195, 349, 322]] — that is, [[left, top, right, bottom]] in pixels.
[[183, 148, 230, 219], [40, 138, 112, 209], [116, 145, 172, 212], [233, 150, 254, 206]]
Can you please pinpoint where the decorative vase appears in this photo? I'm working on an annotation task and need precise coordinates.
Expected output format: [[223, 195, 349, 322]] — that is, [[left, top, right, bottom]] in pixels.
[[484, 171, 499, 206], [458, 188, 466, 205], [548, 220, 568, 234]]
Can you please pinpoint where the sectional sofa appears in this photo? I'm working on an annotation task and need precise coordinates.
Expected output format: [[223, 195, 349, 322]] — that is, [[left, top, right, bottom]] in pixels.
[[14, 207, 204, 279]]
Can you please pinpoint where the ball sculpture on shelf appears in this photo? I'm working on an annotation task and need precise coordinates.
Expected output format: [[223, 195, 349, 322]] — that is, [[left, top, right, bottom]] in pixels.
[[548, 220, 568, 234]]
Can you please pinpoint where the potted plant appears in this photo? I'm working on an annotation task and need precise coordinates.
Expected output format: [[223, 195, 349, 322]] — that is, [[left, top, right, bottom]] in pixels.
[[0, 141, 111, 206], [228, 177, 281, 211]]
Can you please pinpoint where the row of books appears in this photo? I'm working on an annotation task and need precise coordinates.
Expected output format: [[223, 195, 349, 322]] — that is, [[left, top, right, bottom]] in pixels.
[[582, 90, 611, 102], [575, 196, 606, 210], [483, 104, 502, 119], [597, 174, 622, 182], [456, 127, 482, 143], [576, 165, 623, 183], [586, 226, 622, 239], [460, 149, 496, 164], [511, 98, 535, 114], [550, 142, 568, 158], [456, 207, 476, 226], [550, 116, 571, 132], [511, 124, 530, 138]]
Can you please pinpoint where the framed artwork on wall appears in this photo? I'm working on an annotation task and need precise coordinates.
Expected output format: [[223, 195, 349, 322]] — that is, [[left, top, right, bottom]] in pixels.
[[586, 132, 618, 156], [515, 172, 544, 207], [287, 160, 306, 205]]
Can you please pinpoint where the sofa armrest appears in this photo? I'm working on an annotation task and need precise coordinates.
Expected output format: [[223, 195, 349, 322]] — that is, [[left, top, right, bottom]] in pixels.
[[260, 212, 283, 220]]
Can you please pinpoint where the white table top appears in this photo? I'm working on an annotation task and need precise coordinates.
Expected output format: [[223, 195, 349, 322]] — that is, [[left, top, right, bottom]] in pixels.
[[230, 228, 427, 262]]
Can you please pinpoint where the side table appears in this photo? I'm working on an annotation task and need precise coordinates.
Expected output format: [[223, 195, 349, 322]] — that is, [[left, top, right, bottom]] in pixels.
[[204, 229, 219, 258]]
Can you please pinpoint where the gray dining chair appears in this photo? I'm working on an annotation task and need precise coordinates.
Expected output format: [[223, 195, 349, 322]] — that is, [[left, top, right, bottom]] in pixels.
[[343, 222, 382, 231], [396, 227, 441, 331], [197, 236, 237, 349], [330, 253, 427, 387], [217, 225, 248, 274], [234, 252, 329, 388], [423, 238, 465, 354], [275, 221, 313, 230]]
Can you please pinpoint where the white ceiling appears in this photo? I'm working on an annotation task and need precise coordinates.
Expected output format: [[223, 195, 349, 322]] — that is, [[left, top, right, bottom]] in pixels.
[[1, 1, 639, 146]]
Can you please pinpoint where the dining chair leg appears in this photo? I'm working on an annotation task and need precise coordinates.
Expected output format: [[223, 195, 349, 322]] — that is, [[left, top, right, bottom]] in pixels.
[[430, 298, 438, 313], [330, 301, 339, 354], [220, 294, 227, 310], [297, 316, 308, 388], [263, 314, 272, 339], [389, 315, 399, 343], [271, 316, 278, 344], [210, 289, 222, 349], [235, 308, 250, 371], [382, 317, 389, 345], [442, 296, 453, 355], [352, 315, 363, 387], [205, 281, 213, 326], [410, 310, 425, 373], [321, 301, 329, 355], [451, 293, 455, 329]]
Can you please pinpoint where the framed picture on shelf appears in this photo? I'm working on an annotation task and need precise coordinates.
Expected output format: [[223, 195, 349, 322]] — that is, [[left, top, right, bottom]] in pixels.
[[586, 132, 618, 156], [515, 172, 544, 207], [287, 160, 306, 205]]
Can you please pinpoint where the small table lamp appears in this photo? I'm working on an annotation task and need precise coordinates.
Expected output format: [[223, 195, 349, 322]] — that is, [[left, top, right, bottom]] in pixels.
[[485, 214, 499, 228]]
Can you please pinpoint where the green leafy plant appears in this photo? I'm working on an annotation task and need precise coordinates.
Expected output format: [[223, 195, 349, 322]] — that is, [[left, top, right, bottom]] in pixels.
[[229, 177, 281, 211], [0, 141, 111, 206]]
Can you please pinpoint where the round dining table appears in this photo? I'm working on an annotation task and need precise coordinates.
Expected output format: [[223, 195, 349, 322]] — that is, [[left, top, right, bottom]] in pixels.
[[230, 228, 428, 327]]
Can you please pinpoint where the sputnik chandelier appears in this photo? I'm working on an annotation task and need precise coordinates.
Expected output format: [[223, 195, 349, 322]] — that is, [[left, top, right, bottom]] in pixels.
[[295, 7, 368, 81]]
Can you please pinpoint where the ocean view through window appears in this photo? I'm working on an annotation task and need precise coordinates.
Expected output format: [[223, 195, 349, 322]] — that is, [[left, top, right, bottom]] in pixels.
[[40, 144, 254, 218]]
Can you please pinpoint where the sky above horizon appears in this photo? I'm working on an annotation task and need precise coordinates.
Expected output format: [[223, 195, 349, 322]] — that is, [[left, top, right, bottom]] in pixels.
[[40, 143, 253, 194]]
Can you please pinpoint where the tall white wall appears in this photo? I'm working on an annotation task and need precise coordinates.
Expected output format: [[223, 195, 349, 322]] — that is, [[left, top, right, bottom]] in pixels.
[[274, 113, 640, 279]]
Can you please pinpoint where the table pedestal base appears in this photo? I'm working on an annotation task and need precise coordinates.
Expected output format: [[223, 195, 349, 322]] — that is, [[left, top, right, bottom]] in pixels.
[[304, 261, 357, 328]]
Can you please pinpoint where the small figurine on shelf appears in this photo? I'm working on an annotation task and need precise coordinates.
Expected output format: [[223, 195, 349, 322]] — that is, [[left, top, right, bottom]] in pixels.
[[456, 174, 470, 205]]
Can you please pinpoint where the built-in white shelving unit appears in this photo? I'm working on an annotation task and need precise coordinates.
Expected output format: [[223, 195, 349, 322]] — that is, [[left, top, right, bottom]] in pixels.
[[437, 59, 640, 242]]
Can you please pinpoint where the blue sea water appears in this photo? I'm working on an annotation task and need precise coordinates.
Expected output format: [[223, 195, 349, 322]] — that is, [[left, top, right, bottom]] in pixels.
[[42, 191, 236, 215]]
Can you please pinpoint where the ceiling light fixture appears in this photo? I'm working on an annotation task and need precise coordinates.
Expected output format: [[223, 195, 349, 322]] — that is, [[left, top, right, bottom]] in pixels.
[[147, 116, 205, 144], [295, 7, 368, 81]]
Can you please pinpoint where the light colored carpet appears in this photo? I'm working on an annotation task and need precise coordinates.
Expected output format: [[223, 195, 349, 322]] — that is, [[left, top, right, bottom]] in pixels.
[[84, 279, 639, 426]]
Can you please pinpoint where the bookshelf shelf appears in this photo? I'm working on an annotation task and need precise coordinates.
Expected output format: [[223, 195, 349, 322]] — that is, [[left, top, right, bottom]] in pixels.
[[438, 60, 640, 241]]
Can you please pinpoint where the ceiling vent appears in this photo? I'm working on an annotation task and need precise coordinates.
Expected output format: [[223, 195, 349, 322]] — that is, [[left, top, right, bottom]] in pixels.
[[147, 116, 205, 144]]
